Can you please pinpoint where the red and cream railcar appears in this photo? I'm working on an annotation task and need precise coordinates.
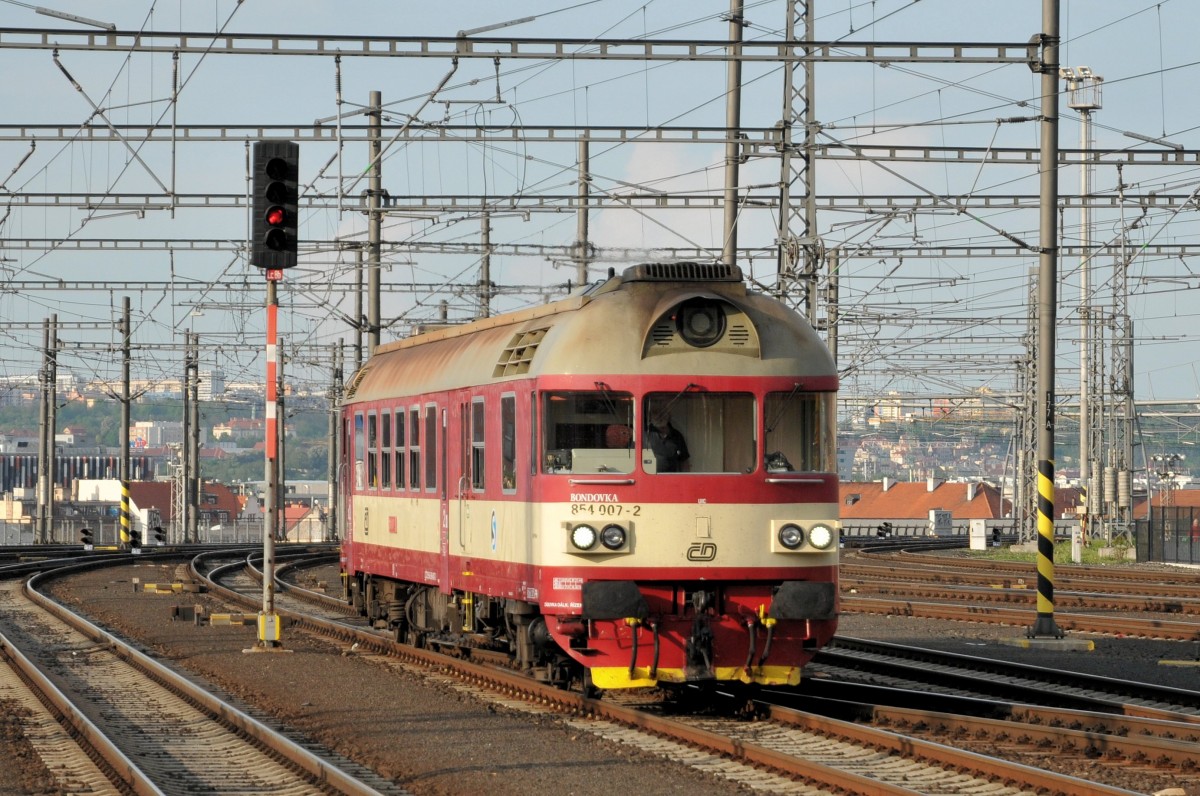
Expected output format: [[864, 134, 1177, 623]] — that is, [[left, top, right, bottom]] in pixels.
[[340, 262, 839, 691]]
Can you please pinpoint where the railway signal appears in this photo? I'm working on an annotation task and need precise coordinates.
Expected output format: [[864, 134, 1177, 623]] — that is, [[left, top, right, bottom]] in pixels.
[[129, 528, 142, 551], [153, 525, 166, 545], [80, 527, 93, 550], [251, 141, 299, 270]]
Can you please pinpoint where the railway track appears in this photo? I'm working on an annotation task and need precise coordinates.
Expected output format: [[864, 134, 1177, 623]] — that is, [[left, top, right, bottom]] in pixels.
[[765, 686, 1200, 790], [811, 636, 1200, 719], [842, 576, 1200, 615], [0, 560, 400, 796], [840, 550, 1200, 640], [3, 550, 1180, 794], [199, 553, 1146, 795], [841, 593, 1200, 640], [799, 636, 1200, 788]]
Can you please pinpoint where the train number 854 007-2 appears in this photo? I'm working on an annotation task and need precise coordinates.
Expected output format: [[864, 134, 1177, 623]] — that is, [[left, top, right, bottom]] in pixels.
[[570, 503, 640, 517]]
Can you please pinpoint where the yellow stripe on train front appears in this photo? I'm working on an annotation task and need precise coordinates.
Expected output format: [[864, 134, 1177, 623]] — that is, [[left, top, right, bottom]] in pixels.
[[589, 665, 801, 690]]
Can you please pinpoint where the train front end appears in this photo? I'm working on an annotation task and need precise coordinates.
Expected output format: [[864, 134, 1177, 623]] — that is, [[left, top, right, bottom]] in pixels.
[[531, 263, 839, 690]]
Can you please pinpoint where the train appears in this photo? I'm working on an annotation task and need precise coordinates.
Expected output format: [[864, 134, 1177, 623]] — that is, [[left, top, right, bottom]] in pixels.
[[339, 261, 839, 692]]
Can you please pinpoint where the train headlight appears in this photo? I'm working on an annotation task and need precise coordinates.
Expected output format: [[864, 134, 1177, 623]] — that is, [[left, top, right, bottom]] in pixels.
[[599, 524, 627, 550], [808, 523, 836, 550], [675, 298, 726, 348], [571, 524, 598, 550], [777, 523, 804, 550]]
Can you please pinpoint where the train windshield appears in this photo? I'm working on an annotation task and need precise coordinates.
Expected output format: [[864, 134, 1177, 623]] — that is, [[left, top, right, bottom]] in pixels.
[[643, 392, 755, 474], [541, 390, 636, 474], [764, 390, 837, 473]]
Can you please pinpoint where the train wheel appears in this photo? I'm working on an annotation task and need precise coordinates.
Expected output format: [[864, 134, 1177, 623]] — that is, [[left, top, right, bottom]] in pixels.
[[364, 577, 380, 622], [581, 671, 601, 700]]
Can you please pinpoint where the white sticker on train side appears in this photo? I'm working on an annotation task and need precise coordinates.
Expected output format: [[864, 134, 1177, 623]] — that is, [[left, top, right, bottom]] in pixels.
[[553, 577, 583, 591]]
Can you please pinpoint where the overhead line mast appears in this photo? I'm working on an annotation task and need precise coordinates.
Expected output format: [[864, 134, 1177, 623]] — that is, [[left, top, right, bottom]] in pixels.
[[1030, 0, 1062, 641]]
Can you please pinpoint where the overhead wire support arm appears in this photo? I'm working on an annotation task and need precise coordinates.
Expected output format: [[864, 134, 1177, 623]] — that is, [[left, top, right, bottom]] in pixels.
[[0, 27, 1036, 64], [817, 130, 1036, 253], [51, 49, 170, 194]]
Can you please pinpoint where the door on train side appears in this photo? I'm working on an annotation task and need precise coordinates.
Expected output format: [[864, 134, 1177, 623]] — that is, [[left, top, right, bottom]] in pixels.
[[343, 413, 360, 545], [446, 398, 469, 574], [432, 402, 452, 592]]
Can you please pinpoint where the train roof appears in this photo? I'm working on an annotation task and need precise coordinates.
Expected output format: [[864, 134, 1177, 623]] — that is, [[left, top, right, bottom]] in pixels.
[[343, 262, 835, 404]]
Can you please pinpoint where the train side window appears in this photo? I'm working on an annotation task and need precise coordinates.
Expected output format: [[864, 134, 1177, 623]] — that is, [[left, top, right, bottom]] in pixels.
[[409, 407, 421, 490], [501, 394, 516, 492], [366, 412, 378, 489], [424, 404, 438, 492], [380, 410, 392, 490], [353, 412, 365, 491], [764, 390, 836, 473], [394, 409, 405, 490], [471, 398, 486, 492]]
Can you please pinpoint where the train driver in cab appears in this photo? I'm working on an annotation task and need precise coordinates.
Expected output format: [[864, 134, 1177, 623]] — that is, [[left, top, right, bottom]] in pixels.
[[646, 407, 690, 472]]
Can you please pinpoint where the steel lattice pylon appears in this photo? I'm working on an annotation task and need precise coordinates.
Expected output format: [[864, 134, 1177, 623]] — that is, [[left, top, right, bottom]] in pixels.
[[776, 0, 822, 320]]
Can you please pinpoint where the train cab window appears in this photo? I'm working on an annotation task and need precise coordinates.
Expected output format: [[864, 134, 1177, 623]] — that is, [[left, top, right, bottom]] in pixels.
[[366, 412, 379, 488], [424, 404, 438, 492], [380, 410, 392, 489], [541, 390, 634, 474], [471, 398, 486, 491], [394, 409, 405, 490], [353, 412, 365, 490], [764, 390, 837, 473], [409, 407, 421, 490], [643, 392, 755, 474], [501, 394, 516, 492]]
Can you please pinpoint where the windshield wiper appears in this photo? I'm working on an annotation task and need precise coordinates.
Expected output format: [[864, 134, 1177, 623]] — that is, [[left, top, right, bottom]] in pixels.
[[765, 382, 802, 433]]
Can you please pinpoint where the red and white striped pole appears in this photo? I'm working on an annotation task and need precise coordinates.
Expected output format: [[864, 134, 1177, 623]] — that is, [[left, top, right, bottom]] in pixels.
[[253, 272, 285, 650], [266, 299, 278, 465]]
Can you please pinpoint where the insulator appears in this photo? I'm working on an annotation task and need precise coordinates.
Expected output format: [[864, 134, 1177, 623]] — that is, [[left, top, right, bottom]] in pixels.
[[1118, 470, 1131, 508], [1103, 466, 1116, 505]]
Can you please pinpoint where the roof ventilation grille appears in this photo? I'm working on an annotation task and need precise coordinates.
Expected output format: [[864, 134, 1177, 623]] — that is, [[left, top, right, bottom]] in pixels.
[[493, 327, 549, 377]]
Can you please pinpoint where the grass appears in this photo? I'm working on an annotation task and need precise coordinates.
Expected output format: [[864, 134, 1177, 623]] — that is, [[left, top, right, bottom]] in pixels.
[[965, 540, 1134, 565]]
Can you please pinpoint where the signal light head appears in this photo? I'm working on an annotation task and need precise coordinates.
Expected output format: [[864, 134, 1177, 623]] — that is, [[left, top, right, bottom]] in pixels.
[[252, 141, 299, 269]]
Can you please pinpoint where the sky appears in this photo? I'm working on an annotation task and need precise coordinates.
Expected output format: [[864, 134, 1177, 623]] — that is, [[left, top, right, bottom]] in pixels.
[[1, 0, 1200, 419]]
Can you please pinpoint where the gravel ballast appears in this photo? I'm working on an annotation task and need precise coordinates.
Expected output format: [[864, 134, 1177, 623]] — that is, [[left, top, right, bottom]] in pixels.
[[1, 560, 1198, 795]]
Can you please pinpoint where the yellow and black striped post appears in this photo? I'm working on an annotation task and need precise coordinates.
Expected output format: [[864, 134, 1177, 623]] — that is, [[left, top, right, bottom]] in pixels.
[[1030, 459, 1063, 638], [119, 478, 131, 547]]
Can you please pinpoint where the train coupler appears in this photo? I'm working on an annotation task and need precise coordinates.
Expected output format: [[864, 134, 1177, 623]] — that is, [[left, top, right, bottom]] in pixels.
[[684, 613, 715, 680]]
